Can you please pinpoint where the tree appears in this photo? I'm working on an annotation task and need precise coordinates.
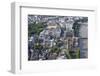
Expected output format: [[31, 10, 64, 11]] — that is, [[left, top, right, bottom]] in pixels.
[[64, 48, 72, 59], [28, 22, 46, 37], [76, 48, 80, 58], [50, 46, 60, 54]]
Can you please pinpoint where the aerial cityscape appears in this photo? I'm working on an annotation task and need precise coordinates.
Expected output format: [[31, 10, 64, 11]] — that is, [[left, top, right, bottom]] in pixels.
[[28, 15, 88, 61]]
